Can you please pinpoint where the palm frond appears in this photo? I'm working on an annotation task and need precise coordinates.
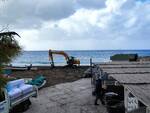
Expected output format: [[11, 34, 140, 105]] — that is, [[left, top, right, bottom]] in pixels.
[[0, 31, 21, 96]]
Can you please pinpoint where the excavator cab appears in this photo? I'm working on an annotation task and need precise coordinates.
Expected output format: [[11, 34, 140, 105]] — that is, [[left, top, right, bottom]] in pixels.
[[49, 49, 80, 67], [67, 56, 80, 67]]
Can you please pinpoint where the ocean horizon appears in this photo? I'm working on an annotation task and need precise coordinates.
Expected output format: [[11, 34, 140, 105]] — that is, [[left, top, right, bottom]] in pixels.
[[11, 50, 150, 66]]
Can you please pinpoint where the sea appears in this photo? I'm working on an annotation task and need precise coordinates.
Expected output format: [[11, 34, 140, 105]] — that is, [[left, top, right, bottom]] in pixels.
[[11, 50, 150, 66]]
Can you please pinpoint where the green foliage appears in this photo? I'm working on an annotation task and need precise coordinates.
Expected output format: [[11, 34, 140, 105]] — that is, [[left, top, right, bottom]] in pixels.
[[0, 32, 21, 98], [0, 33, 21, 64]]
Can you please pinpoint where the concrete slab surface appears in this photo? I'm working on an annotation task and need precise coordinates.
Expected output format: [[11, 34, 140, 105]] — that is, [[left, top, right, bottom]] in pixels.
[[24, 78, 107, 113]]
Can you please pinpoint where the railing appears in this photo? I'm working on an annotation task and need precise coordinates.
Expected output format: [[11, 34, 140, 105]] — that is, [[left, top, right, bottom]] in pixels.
[[128, 107, 146, 113]]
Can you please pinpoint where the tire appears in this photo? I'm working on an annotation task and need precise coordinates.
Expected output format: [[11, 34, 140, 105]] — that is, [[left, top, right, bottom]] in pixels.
[[22, 99, 31, 111]]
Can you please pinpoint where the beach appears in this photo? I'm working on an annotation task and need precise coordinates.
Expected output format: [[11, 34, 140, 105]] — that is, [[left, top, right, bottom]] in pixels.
[[6, 52, 150, 113], [11, 50, 150, 66], [1, 0, 149, 112], [12, 66, 89, 87]]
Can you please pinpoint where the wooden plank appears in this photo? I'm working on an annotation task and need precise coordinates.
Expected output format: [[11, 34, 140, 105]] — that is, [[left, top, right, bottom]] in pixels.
[[96, 61, 150, 65], [102, 68, 150, 74], [93, 62, 150, 107], [98, 64, 150, 68], [125, 84, 150, 107], [110, 74, 150, 84]]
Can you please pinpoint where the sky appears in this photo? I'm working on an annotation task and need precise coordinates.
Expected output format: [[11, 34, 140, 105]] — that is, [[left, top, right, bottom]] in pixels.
[[0, 0, 150, 50]]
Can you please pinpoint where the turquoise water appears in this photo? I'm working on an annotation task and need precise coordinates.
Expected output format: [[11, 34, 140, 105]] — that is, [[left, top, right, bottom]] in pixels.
[[11, 50, 150, 66]]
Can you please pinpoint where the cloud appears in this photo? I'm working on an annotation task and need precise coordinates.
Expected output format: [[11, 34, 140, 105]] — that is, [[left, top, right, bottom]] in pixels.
[[0, 0, 107, 29], [0, 0, 150, 50], [76, 0, 106, 9], [0, 0, 75, 28]]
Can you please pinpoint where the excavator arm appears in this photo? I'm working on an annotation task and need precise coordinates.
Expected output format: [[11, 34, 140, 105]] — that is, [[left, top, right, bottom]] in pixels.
[[48, 49, 80, 67], [49, 50, 69, 61]]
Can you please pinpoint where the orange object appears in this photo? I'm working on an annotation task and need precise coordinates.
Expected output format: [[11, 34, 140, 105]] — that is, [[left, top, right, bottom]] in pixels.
[[49, 49, 80, 67]]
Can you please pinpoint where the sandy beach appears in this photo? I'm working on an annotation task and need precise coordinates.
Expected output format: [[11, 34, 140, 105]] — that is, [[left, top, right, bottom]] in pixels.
[[12, 66, 89, 87]]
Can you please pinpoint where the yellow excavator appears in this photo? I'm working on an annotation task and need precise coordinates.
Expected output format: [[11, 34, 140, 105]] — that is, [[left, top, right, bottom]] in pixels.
[[49, 49, 80, 67]]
